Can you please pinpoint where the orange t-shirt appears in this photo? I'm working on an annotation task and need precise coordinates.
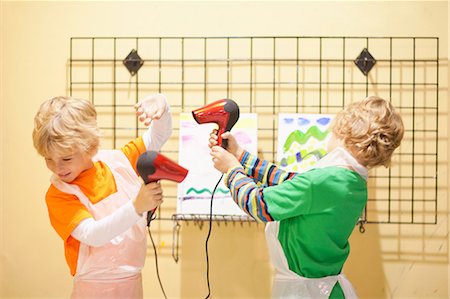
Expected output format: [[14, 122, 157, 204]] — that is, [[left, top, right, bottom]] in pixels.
[[45, 138, 146, 276]]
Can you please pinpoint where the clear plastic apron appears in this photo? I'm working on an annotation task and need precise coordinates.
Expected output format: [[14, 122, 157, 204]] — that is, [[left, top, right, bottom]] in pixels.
[[265, 147, 366, 299], [51, 150, 147, 299], [265, 222, 358, 299]]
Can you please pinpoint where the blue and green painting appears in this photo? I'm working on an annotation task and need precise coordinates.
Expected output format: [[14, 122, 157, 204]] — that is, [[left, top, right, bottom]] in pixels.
[[277, 114, 334, 173]]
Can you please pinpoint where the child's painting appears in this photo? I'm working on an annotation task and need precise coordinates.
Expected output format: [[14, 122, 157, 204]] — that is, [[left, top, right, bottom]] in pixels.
[[277, 114, 334, 173], [177, 113, 258, 216]]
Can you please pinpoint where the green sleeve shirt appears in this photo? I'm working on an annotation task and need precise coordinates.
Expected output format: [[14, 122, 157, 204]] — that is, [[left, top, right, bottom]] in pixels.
[[225, 151, 367, 278]]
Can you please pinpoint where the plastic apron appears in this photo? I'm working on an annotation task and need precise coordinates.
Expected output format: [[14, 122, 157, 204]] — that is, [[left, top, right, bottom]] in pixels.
[[265, 147, 367, 299], [51, 150, 147, 299]]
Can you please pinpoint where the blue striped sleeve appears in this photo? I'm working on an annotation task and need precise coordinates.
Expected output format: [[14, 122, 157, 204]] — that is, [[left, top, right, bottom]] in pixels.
[[238, 150, 298, 187], [224, 167, 274, 222]]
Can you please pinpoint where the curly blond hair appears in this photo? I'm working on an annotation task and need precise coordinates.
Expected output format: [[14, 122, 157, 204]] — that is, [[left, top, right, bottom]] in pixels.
[[332, 96, 404, 168], [32, 96, 101, 158]]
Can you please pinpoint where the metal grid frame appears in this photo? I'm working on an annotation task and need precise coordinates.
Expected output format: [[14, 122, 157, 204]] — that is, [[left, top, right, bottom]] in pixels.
[[69, 36, 439, 226]]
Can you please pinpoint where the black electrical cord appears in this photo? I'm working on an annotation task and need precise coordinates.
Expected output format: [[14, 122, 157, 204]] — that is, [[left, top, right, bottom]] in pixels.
[[204, 173, 223, 299], [147, 214, 168, 299]]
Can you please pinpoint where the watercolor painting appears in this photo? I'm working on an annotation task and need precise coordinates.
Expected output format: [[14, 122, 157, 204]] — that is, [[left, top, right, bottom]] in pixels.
[[177, 113, 257, 216], [277, 114, 334, 173]]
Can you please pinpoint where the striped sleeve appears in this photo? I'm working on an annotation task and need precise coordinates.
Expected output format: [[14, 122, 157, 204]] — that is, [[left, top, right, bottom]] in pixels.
[[239, 150, 297, 187], [224, 167, 274, 223]]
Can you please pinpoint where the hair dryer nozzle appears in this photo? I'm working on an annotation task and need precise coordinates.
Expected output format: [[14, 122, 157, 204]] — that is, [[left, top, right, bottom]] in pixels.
[[191, 99, 240, 148]]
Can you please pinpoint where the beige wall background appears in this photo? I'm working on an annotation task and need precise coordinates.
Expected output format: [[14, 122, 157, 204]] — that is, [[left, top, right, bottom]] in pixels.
[[1, 1, 449, 298]]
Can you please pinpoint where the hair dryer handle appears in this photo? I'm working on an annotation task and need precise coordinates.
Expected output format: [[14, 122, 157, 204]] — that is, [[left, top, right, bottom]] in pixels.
[[217, 128, 229, 149], [147, 209, 156, 225], [221, 138, 229, 149]]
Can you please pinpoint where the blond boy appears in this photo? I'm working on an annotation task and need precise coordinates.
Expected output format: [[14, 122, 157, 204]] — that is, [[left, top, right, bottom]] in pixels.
[[32, 93, 172, 299], [209, 96, 404, 298]]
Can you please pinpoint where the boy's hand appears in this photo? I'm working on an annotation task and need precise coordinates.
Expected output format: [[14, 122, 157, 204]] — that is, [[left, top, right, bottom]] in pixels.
[[133, 181, 163, 215], [208, 130, 244, 159], [210, 146, 242, 174], [134, 93, 168, 126]]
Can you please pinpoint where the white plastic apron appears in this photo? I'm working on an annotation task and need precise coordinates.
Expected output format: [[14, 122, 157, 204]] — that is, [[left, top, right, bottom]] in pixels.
[[265, 147, 366, 299], [265, 222, 357, 299], [51, 150, 147, 299]]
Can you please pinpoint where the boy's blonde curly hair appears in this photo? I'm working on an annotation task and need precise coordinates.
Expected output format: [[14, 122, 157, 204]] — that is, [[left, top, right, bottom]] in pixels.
[[32, 96, 101, 158], [332, 96, 404, 168]]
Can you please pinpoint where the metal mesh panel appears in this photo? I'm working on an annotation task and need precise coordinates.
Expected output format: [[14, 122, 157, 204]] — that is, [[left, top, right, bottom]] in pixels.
[[69, 36, 439, 226]]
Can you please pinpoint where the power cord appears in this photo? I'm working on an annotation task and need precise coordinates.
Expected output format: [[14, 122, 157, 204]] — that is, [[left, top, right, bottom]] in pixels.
[[145, 173, 223, 299], [204, 174, 224, 299], [147, 214, 168, 299]]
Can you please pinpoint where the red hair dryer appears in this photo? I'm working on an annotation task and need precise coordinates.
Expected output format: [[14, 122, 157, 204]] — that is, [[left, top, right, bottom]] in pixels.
[[192, 99, 240, 148], [137, 151, 188, 226]]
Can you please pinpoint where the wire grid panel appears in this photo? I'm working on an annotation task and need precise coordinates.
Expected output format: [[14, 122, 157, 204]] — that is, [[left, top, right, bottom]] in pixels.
[[69, 36, 439, 225]]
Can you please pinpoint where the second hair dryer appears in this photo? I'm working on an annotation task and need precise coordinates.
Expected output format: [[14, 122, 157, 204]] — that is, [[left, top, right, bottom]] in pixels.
[[137, 151, 188, 226], [192, 99, 240, 148]]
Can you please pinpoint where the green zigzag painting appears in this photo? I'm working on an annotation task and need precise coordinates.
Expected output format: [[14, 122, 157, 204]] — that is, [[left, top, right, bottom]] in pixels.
[[277, 114, 334, 173]]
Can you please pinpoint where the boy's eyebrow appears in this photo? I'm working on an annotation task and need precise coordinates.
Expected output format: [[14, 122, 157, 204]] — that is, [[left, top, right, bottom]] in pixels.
[[45, 152, 73, 160]]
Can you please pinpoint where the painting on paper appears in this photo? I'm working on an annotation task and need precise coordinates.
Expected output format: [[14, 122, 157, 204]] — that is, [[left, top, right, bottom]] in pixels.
[[177, 113, 257, 216], [277, 114, 334, 173]]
